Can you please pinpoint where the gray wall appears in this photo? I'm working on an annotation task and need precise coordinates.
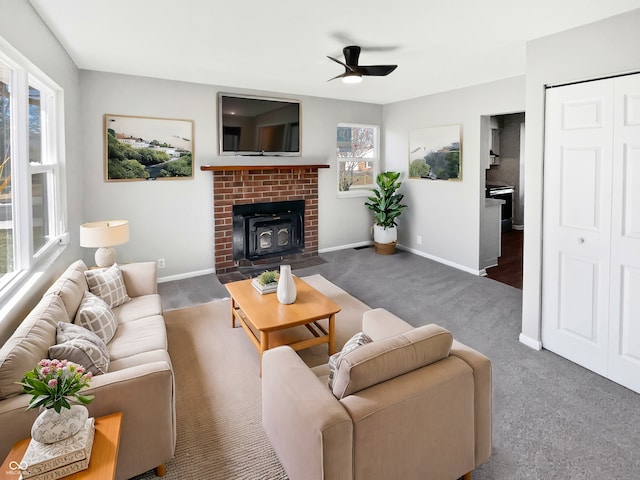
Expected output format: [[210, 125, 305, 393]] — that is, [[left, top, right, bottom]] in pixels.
[[80, 71, 383, 279], [383, 76, 525, 273], [521, 8, 640, 348], [0, 1, 83, 343]]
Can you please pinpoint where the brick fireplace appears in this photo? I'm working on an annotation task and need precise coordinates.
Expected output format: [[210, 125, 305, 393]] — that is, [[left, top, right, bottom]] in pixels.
[[203, 165, 328, 274]]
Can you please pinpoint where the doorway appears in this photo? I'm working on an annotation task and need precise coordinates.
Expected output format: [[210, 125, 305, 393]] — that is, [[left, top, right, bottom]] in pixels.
[[481, 112, 525, 289]]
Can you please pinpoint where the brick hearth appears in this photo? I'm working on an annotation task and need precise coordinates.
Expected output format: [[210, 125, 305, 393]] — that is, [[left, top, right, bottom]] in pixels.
[[210, 168, 320, 273]]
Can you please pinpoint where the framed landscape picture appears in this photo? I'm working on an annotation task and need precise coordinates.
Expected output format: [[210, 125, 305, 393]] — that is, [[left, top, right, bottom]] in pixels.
[[408, 124, 461, 180], [104, 114, 194, 181]]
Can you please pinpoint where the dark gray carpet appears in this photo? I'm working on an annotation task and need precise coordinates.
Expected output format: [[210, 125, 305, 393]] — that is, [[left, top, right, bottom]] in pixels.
[[158, 248, 640, 479]]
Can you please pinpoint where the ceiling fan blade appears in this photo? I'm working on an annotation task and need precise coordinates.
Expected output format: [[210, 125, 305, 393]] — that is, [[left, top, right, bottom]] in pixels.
[[326, 72, 347, 82], [327, 55, 354, 72], [358, 65, 398, 76]]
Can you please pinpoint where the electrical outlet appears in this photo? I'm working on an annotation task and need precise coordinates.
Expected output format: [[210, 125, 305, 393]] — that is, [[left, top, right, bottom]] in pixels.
[[417, 235, 423, 245], [157, 258, 165, 269]]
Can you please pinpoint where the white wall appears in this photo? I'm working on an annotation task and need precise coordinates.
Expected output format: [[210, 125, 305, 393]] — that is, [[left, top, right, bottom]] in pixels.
[[80, 72, 382, 278], [383, 77, 525, 273], [521, 8, 640, 349], [0, 1, 82, 342]]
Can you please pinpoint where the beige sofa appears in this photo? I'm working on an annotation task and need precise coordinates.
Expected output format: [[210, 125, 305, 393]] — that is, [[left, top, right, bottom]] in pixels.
[[262, 308, 492, 480], [0, 260, 175, 480]]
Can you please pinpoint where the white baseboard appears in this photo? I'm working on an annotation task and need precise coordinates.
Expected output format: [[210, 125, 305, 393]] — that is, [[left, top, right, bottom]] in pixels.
[[397, 245, 484, 276], [519, 332, 542, 351], [512, 224, 524, 231], [157, 268, 216, 283]]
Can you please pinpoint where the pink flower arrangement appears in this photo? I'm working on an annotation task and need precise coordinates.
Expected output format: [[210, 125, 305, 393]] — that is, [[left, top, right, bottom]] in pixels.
[[18, 359, 94, 413]]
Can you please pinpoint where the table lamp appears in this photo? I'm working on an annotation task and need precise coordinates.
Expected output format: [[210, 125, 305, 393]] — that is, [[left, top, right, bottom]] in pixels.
[[80, 220, 130, 268]]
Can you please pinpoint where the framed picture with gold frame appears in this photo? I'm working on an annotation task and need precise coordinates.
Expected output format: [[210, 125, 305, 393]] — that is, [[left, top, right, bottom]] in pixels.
[[104, 114, 194, 181], [408, 124, 461, 180]]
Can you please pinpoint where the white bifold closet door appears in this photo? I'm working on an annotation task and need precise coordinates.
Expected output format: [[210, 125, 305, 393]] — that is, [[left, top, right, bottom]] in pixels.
[[542, 73, 640, 393]]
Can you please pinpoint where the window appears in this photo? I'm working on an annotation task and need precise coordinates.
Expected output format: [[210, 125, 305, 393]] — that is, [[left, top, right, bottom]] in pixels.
[[0, 41, 65, 294], [336, 123, 378, 196]]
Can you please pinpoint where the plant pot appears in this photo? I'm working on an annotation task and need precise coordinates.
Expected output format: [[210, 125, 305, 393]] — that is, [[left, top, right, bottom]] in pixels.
[[373, 225, 398, 255], [374, 241, 397, 255], [31, 405, 89, 444]]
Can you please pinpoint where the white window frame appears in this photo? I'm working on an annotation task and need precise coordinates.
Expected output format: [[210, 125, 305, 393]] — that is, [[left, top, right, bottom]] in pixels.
[[336, 123, 379, 198], [0, 37, 67, 298]]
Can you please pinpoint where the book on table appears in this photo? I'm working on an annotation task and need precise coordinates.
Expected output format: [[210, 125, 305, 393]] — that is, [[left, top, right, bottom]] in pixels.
[[19, 417, 95, 479], [251, 278, 278, 294]]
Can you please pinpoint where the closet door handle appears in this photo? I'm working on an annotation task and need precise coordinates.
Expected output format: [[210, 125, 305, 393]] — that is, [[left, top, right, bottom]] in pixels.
[[578, 237, 585, 244]]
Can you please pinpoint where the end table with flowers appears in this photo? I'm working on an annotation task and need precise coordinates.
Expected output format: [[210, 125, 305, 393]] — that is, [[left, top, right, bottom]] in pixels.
[[18, 359, 94, 444]]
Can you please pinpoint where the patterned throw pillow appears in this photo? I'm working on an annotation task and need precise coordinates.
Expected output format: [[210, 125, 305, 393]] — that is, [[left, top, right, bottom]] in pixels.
[[75, 291, 117, 344], [328, 332, 372, 390], [50, 322, 109, 375], [84, 263, 130, 308]]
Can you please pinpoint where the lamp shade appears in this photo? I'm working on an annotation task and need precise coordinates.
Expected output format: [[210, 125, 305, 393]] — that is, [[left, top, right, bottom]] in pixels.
[[80, 220, 130, 248]]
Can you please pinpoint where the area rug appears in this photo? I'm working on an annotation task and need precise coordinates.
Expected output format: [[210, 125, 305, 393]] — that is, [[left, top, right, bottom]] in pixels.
[[132, 274, 371, 480]]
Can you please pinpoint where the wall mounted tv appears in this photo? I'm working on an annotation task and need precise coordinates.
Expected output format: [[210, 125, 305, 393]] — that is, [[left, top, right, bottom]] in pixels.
[[218, 93, 301, 156]]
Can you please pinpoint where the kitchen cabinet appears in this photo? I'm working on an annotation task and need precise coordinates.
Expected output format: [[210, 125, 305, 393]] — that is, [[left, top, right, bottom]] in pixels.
[[480, 198, 504, 270]]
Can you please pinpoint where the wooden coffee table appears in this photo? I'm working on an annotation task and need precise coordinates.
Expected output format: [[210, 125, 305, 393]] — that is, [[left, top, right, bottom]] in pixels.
[[226, 276, 341, 373]]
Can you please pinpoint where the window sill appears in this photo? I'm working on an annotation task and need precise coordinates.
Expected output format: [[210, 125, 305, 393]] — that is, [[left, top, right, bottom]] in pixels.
[[337, 189, 372, 199], [0, 241, 68, 318]]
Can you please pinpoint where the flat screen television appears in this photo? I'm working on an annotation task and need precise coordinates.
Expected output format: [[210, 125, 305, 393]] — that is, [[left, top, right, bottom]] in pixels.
[[218, 93, 301, 156]]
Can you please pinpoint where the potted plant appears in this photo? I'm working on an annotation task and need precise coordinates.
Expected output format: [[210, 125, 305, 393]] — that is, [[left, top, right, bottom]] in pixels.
[[364, 171, 407, 254], [19, 359, 94, 444]]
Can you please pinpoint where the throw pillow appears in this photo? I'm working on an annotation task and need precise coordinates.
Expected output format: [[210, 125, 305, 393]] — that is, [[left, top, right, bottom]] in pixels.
[[328, 331, 372, 390], [75, 291, 118, 344], [84, 263, 130, 308], [50, 322, 110, 374]]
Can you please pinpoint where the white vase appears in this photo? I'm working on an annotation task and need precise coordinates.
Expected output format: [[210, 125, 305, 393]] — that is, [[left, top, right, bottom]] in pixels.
[[31, 405, 89, 444], [277, 265, 297, 304]]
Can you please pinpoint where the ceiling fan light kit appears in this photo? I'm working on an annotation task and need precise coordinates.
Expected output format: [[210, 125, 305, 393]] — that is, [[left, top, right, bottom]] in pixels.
[[327, 45, 397, 84], [342, 73, 363, 84]]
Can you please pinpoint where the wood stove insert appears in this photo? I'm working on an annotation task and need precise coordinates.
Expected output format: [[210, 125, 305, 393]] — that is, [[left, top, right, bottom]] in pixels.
[[233, 200, 305, 262]]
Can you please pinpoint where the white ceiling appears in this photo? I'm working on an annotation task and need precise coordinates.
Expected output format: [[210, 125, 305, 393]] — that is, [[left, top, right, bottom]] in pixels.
[[30, 0, 640, 104]]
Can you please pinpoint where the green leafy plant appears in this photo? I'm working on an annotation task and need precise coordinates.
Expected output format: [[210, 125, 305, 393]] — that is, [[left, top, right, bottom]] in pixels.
[[364, 171, 407, 228], [257, 270, 279, 286], [18, 359, 94, 413]]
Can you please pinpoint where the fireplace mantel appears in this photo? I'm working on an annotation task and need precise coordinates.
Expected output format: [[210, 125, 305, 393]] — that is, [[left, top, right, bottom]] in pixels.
[[201, 164, 329, 172]]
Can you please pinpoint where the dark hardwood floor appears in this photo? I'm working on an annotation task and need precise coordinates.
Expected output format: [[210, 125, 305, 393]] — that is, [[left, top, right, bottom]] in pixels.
[[485, 229, 523, 289]]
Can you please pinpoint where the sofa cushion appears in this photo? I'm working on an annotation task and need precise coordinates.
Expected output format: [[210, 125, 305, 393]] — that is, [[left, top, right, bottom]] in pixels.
[[75, 291, 117, 343], [50, 322, 109, 374], [332, 324, 453, 399], [84, 264, 131, 308], [113, 294, 162, 324], [44, 260, 89, 320], [108, 316, 168, 361], [0, 295, 68, 400], [328, 332, 371, 389]]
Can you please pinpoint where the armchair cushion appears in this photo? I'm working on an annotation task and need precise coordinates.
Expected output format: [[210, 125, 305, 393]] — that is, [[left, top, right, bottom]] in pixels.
[[332, 324, 453, 399]]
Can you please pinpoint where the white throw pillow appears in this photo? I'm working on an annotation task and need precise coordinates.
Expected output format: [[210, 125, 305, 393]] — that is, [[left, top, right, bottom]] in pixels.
[[84, 263, 130, 308], [50, 322, 110, 374], [75, 291, 118, 344], [328, 331, 372, 390]]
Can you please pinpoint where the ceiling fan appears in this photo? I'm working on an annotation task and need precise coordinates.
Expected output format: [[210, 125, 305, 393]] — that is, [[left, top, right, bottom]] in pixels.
[[327, 45, 398, 84]]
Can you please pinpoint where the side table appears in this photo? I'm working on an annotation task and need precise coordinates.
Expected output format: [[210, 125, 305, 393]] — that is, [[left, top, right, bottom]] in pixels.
[[0, 412, 123, 480]]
